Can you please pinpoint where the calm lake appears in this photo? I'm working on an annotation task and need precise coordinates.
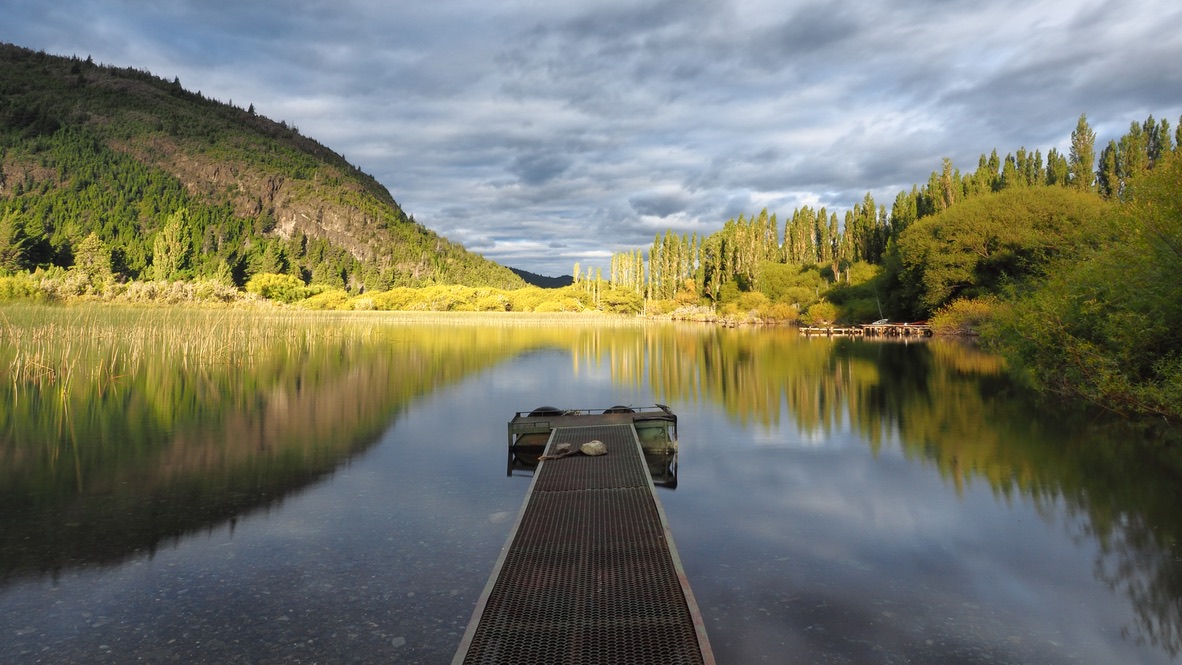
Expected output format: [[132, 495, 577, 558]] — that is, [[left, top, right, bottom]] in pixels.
[[1, 309, 1180, 664]]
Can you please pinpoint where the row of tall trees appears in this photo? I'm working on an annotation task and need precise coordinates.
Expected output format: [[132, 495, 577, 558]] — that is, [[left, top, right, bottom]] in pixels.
[[1097, 115, 1176, 198], [603, 113, 1182, 313]]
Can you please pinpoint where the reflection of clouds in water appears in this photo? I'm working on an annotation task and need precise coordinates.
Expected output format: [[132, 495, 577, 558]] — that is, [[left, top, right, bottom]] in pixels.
[[571, 358, 615, 384], [488, 348, 648, 409], [750, 424, 853, 450], [665, 440, 1147, 664]]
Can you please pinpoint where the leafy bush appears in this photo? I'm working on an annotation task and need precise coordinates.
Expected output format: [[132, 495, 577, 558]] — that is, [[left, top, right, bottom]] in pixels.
[[837, 297, 883, 324], [804, 301, 839, 326], [0, 274, 45, 302], [415, 285, 471, 311], [761, 302, 797, 322], [599, 288, 643, 314], [735, 291, 770, 313], [474, 293, 510, 312], [190, 279, 243, 303], [300, 289, 350, 310], [368, 287, 418, 311], [986, 152, 1182, 420], [889, 187, 1113, 316], [930, 297, 997, 335], [646, 299, 679, 316], [246, 272, 308, 303], [758, 261, 828, 307], [534, 297, 584, 313]]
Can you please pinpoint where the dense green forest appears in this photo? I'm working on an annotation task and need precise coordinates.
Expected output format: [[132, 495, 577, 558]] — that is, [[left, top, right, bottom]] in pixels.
[[0, 43, 524, 290]]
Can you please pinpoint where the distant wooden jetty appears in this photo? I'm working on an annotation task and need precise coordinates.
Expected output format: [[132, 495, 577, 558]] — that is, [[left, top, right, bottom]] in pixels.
[[799, 321, 932, 338]]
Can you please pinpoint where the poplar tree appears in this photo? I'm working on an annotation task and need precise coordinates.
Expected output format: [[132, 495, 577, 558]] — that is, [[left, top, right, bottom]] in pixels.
[[890, 189, 918, 239], [987, 150, 1002, 191], [1069, 113, 1096, 191], [1000, 154, 1020, 190], [1046, 149, 1070, 186], [940, 158, 959, 208], [1144, 115, 1171, 166], [1097, 140, 1120, 199]]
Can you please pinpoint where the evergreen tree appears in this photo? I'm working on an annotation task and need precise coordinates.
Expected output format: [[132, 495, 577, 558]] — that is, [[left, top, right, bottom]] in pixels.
[[310, 262, 345, 289], [150, 208, 192, 281], [0, 211, 28, 273], [73, 232, 113, 285], [253, 240, 288, 276]]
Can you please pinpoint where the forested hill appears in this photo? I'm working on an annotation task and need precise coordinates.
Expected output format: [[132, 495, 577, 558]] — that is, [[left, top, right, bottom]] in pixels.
[[0, 43, 525, 290]]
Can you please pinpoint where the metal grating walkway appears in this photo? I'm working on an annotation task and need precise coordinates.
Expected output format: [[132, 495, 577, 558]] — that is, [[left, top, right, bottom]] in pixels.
[[454, 423, 714, 664]]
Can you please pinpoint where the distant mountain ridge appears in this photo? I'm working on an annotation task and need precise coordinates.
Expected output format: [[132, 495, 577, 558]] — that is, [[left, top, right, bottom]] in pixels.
[[0, 42, 525, 290], [510, 267, 573, 288]]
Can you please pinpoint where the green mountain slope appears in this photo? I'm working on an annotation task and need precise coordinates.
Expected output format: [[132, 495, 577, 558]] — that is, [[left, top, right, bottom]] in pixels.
[[0, 43, 525, 290]]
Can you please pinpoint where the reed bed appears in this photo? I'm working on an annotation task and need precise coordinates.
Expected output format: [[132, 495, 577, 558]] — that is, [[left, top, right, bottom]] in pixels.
[[0, 305, 649, 393], [2, 305, 345, 392]]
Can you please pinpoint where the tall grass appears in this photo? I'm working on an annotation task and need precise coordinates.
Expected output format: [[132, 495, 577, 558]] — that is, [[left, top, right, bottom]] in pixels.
[[2, 305, 335, 392], [0, 305, 653, 393]]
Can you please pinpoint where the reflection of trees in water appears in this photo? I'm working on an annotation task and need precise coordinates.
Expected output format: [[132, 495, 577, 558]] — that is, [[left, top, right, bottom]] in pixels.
[[0, 311, 551, 581], [1094, 511, 1182, 657], [1060, 439, 1182, 658], [580, 326, 1182, 659]]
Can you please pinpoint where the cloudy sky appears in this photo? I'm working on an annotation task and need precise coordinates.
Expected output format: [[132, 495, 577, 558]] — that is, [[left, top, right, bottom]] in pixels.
[[5, 0, 1182, 276]]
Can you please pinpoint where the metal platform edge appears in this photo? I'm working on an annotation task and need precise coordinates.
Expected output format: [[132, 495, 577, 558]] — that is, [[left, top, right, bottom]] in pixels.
[[637, 431, 716, 665], [452, 422, 715, 664], [452, 427, 557, 665]]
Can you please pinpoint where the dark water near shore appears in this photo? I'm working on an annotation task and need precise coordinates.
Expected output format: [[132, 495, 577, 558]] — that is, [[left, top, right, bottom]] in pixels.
[[2, 318, 1180, 664]]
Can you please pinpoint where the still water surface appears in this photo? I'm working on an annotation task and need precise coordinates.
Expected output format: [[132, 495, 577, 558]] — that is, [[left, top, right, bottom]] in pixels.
[[1, 314, 1180, 663]]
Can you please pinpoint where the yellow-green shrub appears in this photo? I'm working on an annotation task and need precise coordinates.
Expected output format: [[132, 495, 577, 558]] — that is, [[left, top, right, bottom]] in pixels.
[[804, 301, 839, 326], [930, 297, 997, 335], [0, 274, 47, 302], [300, 289, 351, 310], [246, 273, 308, 303]]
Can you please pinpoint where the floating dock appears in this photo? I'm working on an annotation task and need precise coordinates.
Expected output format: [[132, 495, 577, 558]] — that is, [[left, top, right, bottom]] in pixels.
[[453, 407, 714, 664], [799, 322, 932, 338]]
